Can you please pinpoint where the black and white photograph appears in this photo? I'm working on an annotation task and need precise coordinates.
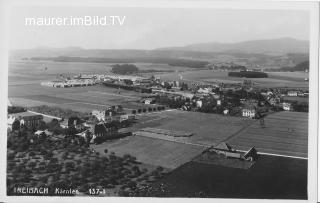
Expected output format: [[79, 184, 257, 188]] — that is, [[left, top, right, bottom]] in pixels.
[[0, 0, 319, 202]]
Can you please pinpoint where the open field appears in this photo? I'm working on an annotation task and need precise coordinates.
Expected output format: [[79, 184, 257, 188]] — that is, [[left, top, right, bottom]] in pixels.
[[148, 155, 307, 199], [9, 60, 309, 89], [283, 96, 309, 103], [9, 84, 160, 113], [227, 111, 308, 158], [132, 110, 254, 146], [8, 60, 185, 84], [9, 60, 168, 113], [157, 70, 309, 88], [126, 110, 308, 160], [92, 136, 206, 170], [267, 71, 309, 80]]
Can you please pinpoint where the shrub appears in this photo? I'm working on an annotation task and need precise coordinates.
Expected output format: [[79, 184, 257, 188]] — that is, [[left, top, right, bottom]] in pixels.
[[29, 151, 36, 157]]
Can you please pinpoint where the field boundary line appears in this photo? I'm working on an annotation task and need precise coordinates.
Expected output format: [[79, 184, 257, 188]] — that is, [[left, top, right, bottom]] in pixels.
[[135, 109, 177, 116], [221, 120, 257, 143], [236, 149, 308, 160], [61, 101, 135, 110], [88, 91, 140, 99], [27, 110, 62, 120], [134, 133, 211, 148]]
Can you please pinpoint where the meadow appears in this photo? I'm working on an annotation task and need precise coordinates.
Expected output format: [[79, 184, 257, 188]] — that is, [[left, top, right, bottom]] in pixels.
[[133, 110, 254, 146], [8, 60, 179, 112], [228, 111, 308, 158], [92, 136, 206, 170], [156, 70, 309, 88]]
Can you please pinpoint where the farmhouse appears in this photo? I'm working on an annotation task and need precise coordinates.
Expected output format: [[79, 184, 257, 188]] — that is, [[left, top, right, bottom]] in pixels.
[[223, 109, 229, 115], [7, 116, 19, 131], [242, 107, 256, 118], [8, 112, 43, 130], [34, 129, 53, 137], [209, 142, 257, 161], [60, 117, 85, 130], [196, 100, 203, 108], [287, 91, 298, 97], [92, 106, 123, 122], [282, 102, 293, 111], [141, 98, 155, 104]]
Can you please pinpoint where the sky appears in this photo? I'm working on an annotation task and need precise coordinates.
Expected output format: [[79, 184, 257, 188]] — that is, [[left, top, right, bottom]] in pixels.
[[9, 6, 309, 50]]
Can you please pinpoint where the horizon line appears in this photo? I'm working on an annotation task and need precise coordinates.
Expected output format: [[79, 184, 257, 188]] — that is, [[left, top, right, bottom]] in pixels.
[[10, 36, 309, 51]]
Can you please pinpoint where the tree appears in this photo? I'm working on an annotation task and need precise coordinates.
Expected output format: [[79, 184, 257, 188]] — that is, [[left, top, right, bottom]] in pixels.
[[36, 120, 47, 131], [48, 118, 59, 128], [8, 106, 26, 114], [111, 64, 139, 74], [11, 120, 20, 131], [68, 116, 81, 127], [163, 82, 172, 90], [85, 131, 93, 147], [66, 126, 77, 136], [181, 83, 188, 91]]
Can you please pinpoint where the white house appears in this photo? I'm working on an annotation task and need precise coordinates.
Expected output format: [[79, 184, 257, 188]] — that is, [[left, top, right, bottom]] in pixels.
[[223, 109, 229, 115], [287, 91, 298, 97], [7, 116, 18, 131], [282, 102, 292, 111], [196, 100, 203, 108], [217, 100, 221, 106], [242, 108, 256, 118]]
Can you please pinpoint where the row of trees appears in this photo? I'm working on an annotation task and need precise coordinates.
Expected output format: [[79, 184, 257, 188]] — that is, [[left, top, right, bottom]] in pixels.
[[131, 106, 166, 114], [32, 56, 209, 69], [228, 71, 268, 78], [8, 106, 26, 114], [154, 95, 186, 109], [111, 64, 139, 75]]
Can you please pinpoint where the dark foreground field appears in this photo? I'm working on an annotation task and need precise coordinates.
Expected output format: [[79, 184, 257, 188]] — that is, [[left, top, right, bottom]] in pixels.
[[147, 155, 307, 199]]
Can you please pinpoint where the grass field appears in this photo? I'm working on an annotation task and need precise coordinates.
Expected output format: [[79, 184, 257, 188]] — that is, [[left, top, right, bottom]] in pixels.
[[228, 111, 308, 158], [91, 111, 253, 170], [132, 110, 254, 146], [9, 84, 159, 113], [156, 70, 309, 88], [9, 61, 161, 113], [283, 96, 309, 103], [92, 136, 206, 170]]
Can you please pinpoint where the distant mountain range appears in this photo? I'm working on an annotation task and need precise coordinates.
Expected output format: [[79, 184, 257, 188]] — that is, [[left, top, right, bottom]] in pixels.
[[157, 38, 309, 54], [10, 38, 309, 69]]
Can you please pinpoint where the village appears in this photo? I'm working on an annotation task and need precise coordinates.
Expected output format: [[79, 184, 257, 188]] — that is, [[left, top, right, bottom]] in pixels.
[[6, 68, 309, 196], [40, 70, 309, 119]]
